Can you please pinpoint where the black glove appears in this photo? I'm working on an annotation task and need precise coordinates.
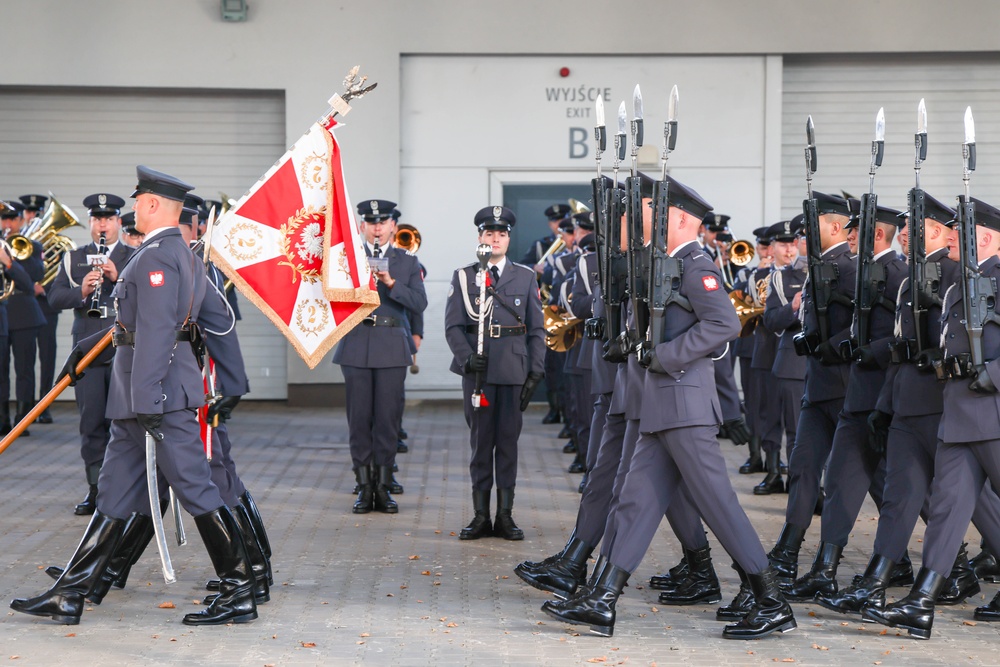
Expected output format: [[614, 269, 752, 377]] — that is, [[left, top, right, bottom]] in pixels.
[[519, 372, 544, 412], [723, 417, 752, 446], [602, 337, 629, 364], [855, 346, 879, 369], [57, 345, 86, 387], [814, 341, 843, 366], [970, 365, 998, 394], [866, 410, 892, 456], [137, 413, 164, 442], [207, 395, 241, 424], [464, 353, 488, 374]]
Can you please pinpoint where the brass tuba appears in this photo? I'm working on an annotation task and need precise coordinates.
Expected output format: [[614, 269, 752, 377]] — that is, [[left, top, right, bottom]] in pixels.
[[543, 304, 582, 352], [394, 223, 421, 254], [24, 195, 81, 285]]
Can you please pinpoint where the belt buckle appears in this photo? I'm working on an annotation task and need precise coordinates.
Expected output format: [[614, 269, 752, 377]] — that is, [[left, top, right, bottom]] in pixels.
[[490, 323, 502, 338], [363, 315, 376, 326]]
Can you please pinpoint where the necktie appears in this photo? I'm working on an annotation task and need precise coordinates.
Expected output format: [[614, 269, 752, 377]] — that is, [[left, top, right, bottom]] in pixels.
[[490, 266, 500, 286]]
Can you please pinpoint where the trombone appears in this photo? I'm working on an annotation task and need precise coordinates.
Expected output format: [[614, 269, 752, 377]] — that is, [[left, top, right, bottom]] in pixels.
[[394, 223, 421, 254]]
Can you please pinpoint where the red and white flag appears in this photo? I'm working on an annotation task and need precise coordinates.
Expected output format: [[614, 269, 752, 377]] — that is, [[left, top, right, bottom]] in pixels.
[[210, 117, 378, 369]]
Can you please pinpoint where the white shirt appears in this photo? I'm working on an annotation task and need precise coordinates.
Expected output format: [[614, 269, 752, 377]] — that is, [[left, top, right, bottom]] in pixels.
[[488, 255, 508, 278], [670, 239, 700, 258]]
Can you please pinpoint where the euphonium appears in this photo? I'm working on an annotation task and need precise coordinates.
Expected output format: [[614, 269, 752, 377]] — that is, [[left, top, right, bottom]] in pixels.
[[394, 223, 421, 254], [543, 304, 582, 352], [25, 195, 81, 285], [0, 239, 17, 301]]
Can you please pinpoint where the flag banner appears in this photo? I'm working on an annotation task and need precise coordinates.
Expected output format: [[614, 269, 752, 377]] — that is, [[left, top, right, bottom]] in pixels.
[[211, 118, 378, 369]]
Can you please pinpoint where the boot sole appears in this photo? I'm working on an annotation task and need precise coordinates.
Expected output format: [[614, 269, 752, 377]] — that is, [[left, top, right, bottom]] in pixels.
[[10, 607, 81, 625], [936, 583, 981, 606], [814, 596, 868, 615], [658, 592, 723, 606], [716, 608, 753, 621], [352, 507, 373, 514], [541, 606, 613, 637], [182, 610, 258, 626], [861, 610, 931, 639], [722, 619, 796, 639], [512, 568, 578, 599]]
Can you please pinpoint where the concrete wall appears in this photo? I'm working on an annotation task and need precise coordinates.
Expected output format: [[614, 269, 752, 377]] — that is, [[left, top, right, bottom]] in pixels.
[[3, 0, 998, 394]]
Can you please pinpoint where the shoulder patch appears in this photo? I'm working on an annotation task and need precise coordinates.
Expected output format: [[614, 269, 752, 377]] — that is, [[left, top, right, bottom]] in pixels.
[[702, 275, 720, 292], [448, 283, 454, 297], [149, 271, 165, 287]]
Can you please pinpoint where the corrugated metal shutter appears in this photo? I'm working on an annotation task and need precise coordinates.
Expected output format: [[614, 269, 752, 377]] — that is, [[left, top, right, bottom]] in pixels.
[[0, 86, 289, 399], [782, 55, 1000, 219]]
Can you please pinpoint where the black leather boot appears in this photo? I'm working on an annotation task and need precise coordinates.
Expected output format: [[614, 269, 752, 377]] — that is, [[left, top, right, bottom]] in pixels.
[[971, 541, 1000, 583], [459, 489, 492, 540], [862, 566, 945, 639], [183, 507, 257, 626], [722, 568, 796, 639], [374, 465, 399, 514], [716, 562, 755, 621], [785, 541, 842, 601], [204, 504, 270, 605], [515, 532, 573, 572], [767, 524, 805, 587], [754, 448, 785, 495], [11, 510, 125, 624], [936, 542, 980, 605], [974, 589, 1000, 621], [0, 401, 11, 435], [514, 537, 593, 598], [817, 553, 893, 615], [888, 552, 915, 587], [494, 488, 524, 540], [649, 554, 690, 590], [561, 434, 576, 452], [568, 451, 586, 474], [36, 406, 53, 424], [739, 437, 764, 474], [542, 391, 561, 424], [74, 464, 102, 516], [14, 400, 31, 436], [239, 490, 272, 586], [659, 545, 722, 605], [387, 467, 404, 495], [541, 561, 629, 637], [396, 439, 408, 453], [353, 466, 374, 514], [578, 472, 587, 493]]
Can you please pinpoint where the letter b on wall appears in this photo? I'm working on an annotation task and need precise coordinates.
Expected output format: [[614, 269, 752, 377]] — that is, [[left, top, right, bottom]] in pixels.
[[569, 127, 589, 159]]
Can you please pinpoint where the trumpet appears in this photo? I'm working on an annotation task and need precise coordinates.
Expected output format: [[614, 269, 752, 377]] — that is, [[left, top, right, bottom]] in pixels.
[[729, 239, 756, 266], [394, 223, 421, 254]]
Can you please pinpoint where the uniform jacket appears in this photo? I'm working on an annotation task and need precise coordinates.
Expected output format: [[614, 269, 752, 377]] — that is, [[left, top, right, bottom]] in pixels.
[[801, 241, 855, 402], [445, 258, 545, 386], [520, 233, 556, 266], [48, 241, 135, 345], [0, 261, 33, 337], [333, 245, 427, 368], [938, 254, 1000, 443], [564, 251, 596, 373], [843, 250, 908, 412], [749, 265, 779, 371], [764, 263, 807, 381], [876, 248, 955, 417], [201, 260, 250, 397], [7, 239, 46, 331], [640, 241, 741, 433], [569, 253, 619, 395]]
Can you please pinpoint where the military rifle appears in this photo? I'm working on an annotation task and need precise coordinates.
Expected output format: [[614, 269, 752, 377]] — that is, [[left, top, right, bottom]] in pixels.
[[585, 97, 609, 342], [624, 87, 650, 358], [842, 108, 886, 364]]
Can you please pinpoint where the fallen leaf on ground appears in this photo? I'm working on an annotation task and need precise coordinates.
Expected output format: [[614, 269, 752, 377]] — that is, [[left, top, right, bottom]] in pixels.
[[964, 621, 977, 626], [360, 632, 370, 637], [421, 571, 431, 576], [446, 622, 458, 628], [586, 658, 607, 664], [64, 633, 76, 638], [158, 602, 175, 609], [300, 642, 316, 648], [408, 555, 420, 560]]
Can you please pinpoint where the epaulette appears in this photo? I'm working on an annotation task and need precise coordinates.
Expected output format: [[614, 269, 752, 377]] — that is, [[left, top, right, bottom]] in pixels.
[[509, 261, 534, 273]]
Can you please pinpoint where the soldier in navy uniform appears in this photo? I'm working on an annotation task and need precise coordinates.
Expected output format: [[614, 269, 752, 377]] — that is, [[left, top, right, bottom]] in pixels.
[[48, 193, 134, 515], [558, 211, 593, 474], [541, 177, 795, 639], [543, 216, 577, 439], [445, 206, 545, 540], [865, 197, 1000, 638], [784, 205, 908, 602], [17, 195, 59, 425], [333, 199, 427, 515], [767, 192, 856, 586], [0, 238, 35, 432], [119, 212, 143, 248], [11, 165, 258, 627], [0, 201, 46, 436]]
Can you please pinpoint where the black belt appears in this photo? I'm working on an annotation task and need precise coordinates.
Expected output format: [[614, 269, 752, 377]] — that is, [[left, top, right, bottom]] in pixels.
[[465, 324, 527, 338], [362, 315, 401, 327], [889, 339, 919, 365], [112, 328, 192, 348]]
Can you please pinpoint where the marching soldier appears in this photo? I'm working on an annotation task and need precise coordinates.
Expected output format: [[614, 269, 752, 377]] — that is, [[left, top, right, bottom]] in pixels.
[[444, 206, 545, 540], [767, 192, 856, 586], [541, 177, 795, 639], [0, 201, 45, 436], [119, 212, 144, 248], [48, 193, 134, 515], [11, 165, 258, 627], [333, 199, 427, 514]]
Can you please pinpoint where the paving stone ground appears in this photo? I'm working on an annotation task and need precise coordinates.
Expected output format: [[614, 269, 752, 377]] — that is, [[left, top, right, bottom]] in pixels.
[[0, 401, 997, 666]]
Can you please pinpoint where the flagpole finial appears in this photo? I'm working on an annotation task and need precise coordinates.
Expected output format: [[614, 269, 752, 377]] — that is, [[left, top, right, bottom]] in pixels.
[[326, 65, 379, 120]]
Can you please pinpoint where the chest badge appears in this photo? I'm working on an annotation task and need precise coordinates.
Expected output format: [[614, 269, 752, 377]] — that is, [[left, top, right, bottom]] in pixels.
[[149, 271, 165, 287], [702, 275, 720, 291], [514, 298, 521, 306]]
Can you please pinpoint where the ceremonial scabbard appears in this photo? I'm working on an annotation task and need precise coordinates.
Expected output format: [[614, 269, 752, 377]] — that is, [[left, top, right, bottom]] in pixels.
[[147, 432, 177, 584], [170, 487, 187, 547]]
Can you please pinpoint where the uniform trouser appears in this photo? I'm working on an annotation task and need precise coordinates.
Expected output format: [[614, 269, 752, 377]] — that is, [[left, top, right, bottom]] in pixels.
[[461, 377, 521, 491], [5, 326, 39, 405], [571, 371, 594, 461], [585, 392, 611, 472], [785, 396, 844, 531], [774, 376, 804, 459], [739, 357, 755, 432], [0, 334, 8, 406], [874, 414, 1000, 562], [209, 423, 247, 507], [544, 348, 565, 406], [96, 412, 224, 520], [609, 425, 770, 575], [738, 356, 752, 405], [819, 409, 888, 546], [37, 309, 58, 397], [76, 362, 112, 470], [562, 366, 577, 436], [600, 420, 708, 562], [575, 401, 625, 546], [745, 366, 766, 437], [921, 439, 1000, 575], [342, 365, 407, 470], [752, 366, 784, 453]]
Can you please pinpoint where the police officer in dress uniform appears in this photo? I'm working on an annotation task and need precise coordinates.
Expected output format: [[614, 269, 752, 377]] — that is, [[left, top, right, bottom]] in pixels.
[[444, 206, 545, 540], [541, 177, 795, 639], [865, 197, 1000, 638], [767, 192, 857, 586], [11, 165, 258, 627], [333, 199, 427, 515], [18, 195, 59, 425], [0, 201, 46, 436], [48, 193, 133, 515]]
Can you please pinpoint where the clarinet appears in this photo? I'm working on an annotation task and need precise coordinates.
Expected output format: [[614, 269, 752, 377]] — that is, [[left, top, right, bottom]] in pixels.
[[87, 233, 108, 319]]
